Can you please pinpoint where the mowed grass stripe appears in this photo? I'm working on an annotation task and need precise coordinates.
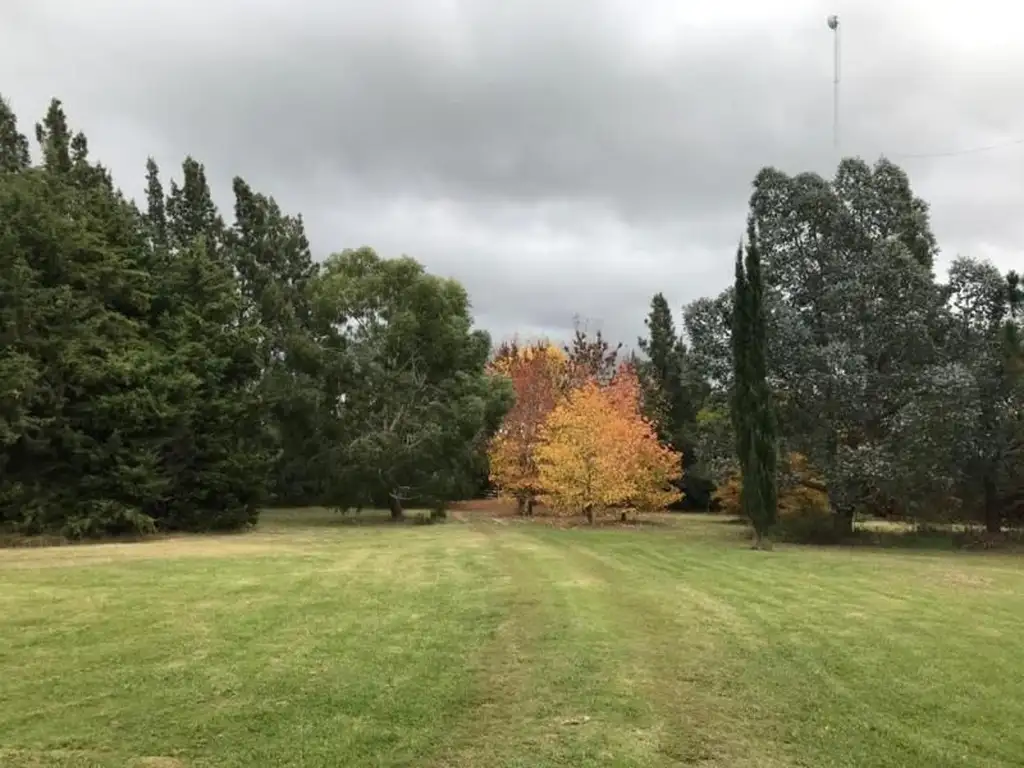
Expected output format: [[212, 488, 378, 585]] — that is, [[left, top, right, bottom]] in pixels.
[[436, 523, 783, 767]]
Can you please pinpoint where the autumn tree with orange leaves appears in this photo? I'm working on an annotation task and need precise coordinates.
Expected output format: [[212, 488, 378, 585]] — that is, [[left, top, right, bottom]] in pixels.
[[606, 365, 684, 514], [487, 340, 568, 514], [535, 363, 682, 523]]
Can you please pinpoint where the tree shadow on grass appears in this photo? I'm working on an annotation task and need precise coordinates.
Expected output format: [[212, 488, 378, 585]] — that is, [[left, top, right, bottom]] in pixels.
[[259, 507, 443, 530], [842, 526, 1024, 553]]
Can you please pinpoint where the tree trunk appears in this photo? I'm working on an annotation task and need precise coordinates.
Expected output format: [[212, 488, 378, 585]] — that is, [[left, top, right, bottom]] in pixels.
[[516, 496, 526, 516], [388, 495, 403, 520], [526, 497, 535, 516], [983, 474, 1001, 534], [833, 506, 854, 537], [584, 504, 594, 524]]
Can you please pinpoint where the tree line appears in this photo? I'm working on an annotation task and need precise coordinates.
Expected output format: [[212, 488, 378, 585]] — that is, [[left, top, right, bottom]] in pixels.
[[3, 94, 1021, 540], [0, 96, 511, 537]]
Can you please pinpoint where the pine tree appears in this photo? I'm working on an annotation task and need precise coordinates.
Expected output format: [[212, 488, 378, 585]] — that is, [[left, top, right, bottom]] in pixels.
[[637, 293, 713, 508], [166, 156, 224, 255], [34, 99, 72, 175], [230, 176, 321, 504], [148, 236, 268, 531], [731, 217, 778, 545], [637, 293, 682, 435], [731, 243, 752, 477], [0, 96, 30, 172], [564, 320, 621, 386], [1, 105, 174, 536], [144, 158, 168, 247]]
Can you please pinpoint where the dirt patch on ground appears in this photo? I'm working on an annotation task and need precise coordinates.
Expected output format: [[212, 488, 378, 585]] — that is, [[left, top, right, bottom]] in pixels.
[[450, 498, 674, 529], [450, 498, 530, 516], [940, 570, 994, 589], [0, 748, 125, 765]]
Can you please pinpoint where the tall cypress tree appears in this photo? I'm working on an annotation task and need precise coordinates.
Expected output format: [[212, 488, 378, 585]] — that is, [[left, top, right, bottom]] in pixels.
[[745, 216, 778, 537], [731, 217, 777, 545]]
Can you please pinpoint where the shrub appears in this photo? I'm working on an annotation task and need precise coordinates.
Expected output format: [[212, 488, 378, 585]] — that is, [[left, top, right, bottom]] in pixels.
[[714, 453, 841, 543], [775, 496, 838, 543]]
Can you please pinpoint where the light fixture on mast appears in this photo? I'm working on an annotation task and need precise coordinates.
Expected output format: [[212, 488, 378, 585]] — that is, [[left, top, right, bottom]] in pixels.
[[827, 15, 840, 154]]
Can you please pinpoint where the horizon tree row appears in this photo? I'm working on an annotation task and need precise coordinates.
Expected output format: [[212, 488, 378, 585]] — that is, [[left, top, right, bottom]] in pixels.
[[3, 93, 1021, 540], [0, 95, 511, 537]]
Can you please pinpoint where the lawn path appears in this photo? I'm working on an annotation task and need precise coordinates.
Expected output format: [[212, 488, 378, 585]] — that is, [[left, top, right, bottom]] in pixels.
[[433, 521, 788, 767]]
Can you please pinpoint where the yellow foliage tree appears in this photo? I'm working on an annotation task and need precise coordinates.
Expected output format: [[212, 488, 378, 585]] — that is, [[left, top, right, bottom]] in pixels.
[[606, 364, 683, 514], [536, 369, 682, 522]]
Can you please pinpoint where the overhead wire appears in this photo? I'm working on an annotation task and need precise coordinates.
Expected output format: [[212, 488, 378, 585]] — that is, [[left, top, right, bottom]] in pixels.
[[824, 5, 1024, 163], [885, 136, 1024, 160]]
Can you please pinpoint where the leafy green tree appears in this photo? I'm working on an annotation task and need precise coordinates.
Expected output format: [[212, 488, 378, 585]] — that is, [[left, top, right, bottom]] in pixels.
[[313, 248, 511, 518], [749, 159, 946, 531], [685, 157, 1015, 534], [945, 259, 1024, 531]]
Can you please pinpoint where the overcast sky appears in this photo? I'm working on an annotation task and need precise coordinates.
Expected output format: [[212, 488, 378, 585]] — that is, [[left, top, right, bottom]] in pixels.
[[3, 0, 1022, 345]]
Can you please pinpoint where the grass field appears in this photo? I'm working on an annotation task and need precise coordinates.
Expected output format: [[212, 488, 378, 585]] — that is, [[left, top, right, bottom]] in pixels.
[[2, 510, 1023, 767]]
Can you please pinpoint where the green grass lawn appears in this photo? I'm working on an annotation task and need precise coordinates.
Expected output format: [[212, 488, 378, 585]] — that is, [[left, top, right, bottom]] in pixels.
[[2, 510, 1023, 767]]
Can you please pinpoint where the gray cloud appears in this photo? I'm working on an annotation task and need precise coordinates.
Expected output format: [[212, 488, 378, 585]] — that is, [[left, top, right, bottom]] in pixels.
[[3, 0, 1023, 345]]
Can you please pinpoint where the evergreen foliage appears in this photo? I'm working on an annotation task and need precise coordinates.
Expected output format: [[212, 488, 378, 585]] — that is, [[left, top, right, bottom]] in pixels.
[[0, 95, 508, 537], [730, 219, 778, 542], [636, 293, 713, 508], [683, 157, 1024, 539]]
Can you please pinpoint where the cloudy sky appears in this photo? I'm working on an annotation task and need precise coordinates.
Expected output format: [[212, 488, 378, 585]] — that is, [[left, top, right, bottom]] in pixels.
[[3, 0, 1022, 345]]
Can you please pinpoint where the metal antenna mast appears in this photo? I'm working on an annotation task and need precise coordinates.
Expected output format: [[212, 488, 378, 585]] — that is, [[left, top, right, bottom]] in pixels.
[[827, 14, 840, 154]]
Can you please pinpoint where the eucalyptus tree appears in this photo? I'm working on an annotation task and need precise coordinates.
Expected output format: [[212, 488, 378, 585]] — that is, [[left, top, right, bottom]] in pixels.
[[312, 248, 512, 518], [687, 157, 954, 532], [945, 259, 1024, 530]]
